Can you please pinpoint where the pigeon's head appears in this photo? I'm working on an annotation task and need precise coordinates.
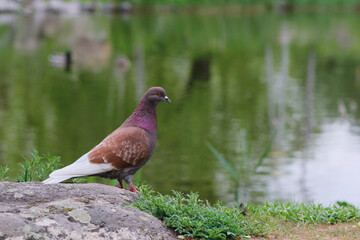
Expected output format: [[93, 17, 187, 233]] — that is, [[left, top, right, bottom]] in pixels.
[[126, 86, 171, 130], [145, 87, 171, 104]]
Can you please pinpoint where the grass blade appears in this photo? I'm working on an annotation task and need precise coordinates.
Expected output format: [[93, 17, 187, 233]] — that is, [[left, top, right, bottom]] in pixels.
[[206, 142, 239, 181], [253, 131, 276, 173]]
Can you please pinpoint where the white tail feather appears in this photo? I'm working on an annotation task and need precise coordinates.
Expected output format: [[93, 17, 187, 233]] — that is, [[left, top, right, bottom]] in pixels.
[[43, 153, 114, 184], [43, 176, 72, 184]]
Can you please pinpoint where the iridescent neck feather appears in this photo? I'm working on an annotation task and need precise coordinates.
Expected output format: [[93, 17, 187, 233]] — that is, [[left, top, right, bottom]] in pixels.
[[123, 96, 158, 133]]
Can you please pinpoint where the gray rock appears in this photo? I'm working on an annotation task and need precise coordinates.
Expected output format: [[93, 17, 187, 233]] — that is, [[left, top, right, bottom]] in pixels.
[[0, 182, 177, 240]]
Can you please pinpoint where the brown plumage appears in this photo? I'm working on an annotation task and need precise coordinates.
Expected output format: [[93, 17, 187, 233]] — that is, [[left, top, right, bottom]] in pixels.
[[88, 126, 150, 168], [43, 87, 171, 192]]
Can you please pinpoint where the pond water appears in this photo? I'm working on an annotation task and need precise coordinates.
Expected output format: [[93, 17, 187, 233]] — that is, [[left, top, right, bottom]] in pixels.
[[0, 12, 360, 206]]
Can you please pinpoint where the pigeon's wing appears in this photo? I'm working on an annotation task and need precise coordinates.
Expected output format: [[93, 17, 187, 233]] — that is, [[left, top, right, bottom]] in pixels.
[[87, 126, 150, 169], [43, 126, 150, 184]]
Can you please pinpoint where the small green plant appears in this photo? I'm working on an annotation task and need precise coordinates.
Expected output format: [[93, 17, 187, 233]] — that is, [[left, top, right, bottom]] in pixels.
[[0, 165, 10, 181], [206, 131, 275, 202], [133, 185, 267, 239], [16, 150, 62, 182]]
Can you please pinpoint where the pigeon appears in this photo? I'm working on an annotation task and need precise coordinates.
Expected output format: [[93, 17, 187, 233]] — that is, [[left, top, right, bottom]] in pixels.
[[43, 87, 171, 192]]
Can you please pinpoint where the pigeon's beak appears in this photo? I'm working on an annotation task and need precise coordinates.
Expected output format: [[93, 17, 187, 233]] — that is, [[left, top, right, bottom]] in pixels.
[[164, 96, 171, 103]]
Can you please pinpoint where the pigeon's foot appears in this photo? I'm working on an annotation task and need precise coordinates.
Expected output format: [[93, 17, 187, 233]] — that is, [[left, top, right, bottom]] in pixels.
[[126, 183, 140, 193]]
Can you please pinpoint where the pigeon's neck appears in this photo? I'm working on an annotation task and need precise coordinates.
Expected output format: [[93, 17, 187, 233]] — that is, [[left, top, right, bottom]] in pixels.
[[124, 99, 158, 133]]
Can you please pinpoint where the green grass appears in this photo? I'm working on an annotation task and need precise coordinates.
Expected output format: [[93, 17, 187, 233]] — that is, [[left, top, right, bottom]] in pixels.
[[0, 165, 10, 181], [133, 185, 267, 239], [15, 150, 62, 182], [254, 201, 360, 224], [133, 185, 360, 239]]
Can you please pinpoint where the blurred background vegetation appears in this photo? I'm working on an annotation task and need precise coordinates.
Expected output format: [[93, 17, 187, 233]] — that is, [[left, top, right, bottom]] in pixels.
[[80, 0, 360, 8], [0, 0, 360, 206]]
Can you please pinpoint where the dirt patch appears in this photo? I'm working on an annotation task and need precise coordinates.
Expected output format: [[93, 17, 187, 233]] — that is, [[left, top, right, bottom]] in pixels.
[[252, 222, 360, 240]]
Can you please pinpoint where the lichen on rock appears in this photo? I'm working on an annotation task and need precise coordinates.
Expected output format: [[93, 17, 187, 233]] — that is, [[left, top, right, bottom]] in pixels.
[[0, 182, 177, 240]]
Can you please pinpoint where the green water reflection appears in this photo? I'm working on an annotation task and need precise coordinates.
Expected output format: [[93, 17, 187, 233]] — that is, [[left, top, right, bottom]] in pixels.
[[0, 13, 360, 205]]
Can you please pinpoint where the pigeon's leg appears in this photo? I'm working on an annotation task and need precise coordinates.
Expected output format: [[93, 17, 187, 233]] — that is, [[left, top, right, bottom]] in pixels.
[[124, 175, 140, 193], [117, 179, 124, 189]]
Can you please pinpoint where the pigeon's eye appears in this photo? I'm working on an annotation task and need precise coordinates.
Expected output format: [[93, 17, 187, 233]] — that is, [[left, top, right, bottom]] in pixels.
[[156, 92, 160, 96]]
